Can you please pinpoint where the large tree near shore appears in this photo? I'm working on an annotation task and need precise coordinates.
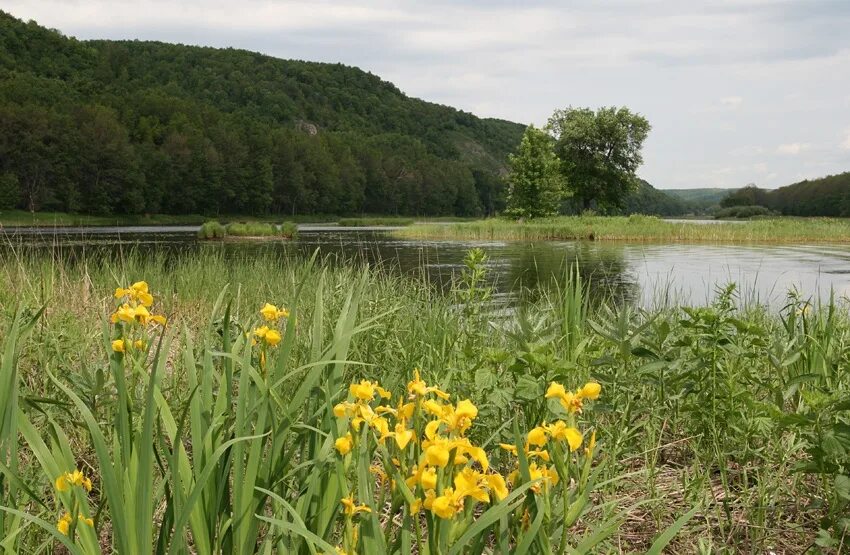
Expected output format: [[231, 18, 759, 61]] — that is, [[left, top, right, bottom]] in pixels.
[[547, 106, 650, 211]]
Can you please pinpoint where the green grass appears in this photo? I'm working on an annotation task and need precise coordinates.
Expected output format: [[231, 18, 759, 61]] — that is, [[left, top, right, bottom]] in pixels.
[[0, 248, 847, 552], [226, 221, 279, 237], [197, 221, 298, 240], [197, 220, 227, 239], [394, 215, 850, 243], [337, 217, 415, 227]]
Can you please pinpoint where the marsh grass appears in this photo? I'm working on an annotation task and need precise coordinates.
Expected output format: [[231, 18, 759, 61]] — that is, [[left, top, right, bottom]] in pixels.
[[0, 249, 848, 552], [197, 221, 227, 239], [197, 221, 299, 240], [396, 215, 850, 243]]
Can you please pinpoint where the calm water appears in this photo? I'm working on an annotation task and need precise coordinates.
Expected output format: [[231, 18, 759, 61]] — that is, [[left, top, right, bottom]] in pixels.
[[3, 224, 850, 308]]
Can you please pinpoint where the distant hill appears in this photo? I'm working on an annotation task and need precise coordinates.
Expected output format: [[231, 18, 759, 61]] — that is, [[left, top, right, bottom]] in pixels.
[[557, 180, 689, 216], [0, 11, 525, 216], [664, 188, 733, 208], [721, 173, 850, 217], [622, 181, 690, 216]]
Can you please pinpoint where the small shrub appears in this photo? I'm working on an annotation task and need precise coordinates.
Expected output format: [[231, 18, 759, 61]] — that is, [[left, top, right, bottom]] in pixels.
[[197, 220, 226, 239], [279, 221, 298, 238]]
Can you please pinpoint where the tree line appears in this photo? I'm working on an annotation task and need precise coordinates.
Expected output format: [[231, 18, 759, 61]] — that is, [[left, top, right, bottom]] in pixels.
[[721, 174, 850, 217]]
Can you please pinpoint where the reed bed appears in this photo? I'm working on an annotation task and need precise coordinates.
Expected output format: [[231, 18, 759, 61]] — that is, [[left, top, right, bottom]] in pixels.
[[396, 215, 850, 243], [197, 221, 298, 240], [0, 248, 847, 553]]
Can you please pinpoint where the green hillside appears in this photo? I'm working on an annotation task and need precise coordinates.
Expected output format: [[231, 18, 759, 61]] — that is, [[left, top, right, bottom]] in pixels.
[[0, 11, 525, 216], [621, 180, 689, 216], [664, 188, 732, 205], [721, 172, 850, 217]]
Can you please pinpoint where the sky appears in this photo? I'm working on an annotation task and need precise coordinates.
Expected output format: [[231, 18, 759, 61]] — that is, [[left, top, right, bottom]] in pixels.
[[6, 0, 850, 190]]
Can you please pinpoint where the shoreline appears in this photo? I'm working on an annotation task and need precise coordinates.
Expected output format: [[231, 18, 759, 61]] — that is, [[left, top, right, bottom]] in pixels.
[[391, 215, 850, 244]]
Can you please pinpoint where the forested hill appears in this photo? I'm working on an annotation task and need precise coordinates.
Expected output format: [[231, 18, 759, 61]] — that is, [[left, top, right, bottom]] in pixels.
[[664, 188, 731, 212], [721, 172, 850, 217], [0, 11, 525, 216]]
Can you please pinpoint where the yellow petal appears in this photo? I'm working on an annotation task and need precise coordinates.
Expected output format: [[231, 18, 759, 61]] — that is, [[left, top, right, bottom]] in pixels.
[[565, 427, 583, 452], [264, 329, 282, 346], [578, 382, 601, 400], [394, 427, 414, 450], [527, 426, 548, 447], [425, 444, 450, 468], [545, 382, 566, 399], [55, 475, 69, 492], [334, 434, 353, 455], [455, 399, 478, 419]]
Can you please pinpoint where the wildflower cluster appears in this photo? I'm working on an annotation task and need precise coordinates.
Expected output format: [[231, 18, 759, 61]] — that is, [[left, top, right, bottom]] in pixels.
[[330, 372, 603, 553], [251, 303, 289, 371], [330, 371, 507, 552], [111, 281, 166, 354], [54, 468, 95, 537], [499, 381, 600, 497], [252, 303, 288, 347]]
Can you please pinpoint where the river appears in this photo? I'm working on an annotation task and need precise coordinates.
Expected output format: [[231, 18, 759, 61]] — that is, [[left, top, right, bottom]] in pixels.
[[3, 224, 849, 308]]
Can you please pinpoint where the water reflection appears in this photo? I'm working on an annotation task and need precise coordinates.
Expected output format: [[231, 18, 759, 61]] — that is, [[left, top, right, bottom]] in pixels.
[[2, 225, 850, 308]]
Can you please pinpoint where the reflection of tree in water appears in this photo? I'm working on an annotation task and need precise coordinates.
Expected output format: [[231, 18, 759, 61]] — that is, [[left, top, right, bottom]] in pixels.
[[504, 241, 638, 307]]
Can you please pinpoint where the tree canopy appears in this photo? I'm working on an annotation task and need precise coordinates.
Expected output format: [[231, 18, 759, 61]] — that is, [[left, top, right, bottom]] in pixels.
[[0, 11, 525, 216], [547, 107, 650, 210], [505, 126, 564, 218]]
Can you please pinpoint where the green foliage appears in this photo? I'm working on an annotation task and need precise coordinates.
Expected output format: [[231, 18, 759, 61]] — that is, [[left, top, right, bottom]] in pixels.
[[198, 220, 297, 239], [616, 180, 688, 216], [547, 106, 651, 210], [197, 220, 226, 239], [505, 126, 564, 219], [720, 173, 850, 217], [226, 222, 279, 237], [0, 173, 20, 209], [1, 249, 848, 551], [720, 185, 771, 209], [0, 11, 524, 217], [665, 188, 732, 213], [714, 205, 775, 219], [279, 221, 298, 238]]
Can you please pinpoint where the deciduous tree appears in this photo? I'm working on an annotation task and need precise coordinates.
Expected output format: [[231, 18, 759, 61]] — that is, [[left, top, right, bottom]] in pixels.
[[547, 107, 650, 211]]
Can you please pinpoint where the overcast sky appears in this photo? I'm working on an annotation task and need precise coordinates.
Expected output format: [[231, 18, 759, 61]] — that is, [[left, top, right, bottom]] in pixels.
[[6, 0, 850, 189]]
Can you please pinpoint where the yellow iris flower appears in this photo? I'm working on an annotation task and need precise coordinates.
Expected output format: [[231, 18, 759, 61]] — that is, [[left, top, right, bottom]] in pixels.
[[57, 512, 73, 535], [335, 433, 353, 455], [340, 494, 372, 516], [260, 303, 290, 322], [55, 469, 92, 493]]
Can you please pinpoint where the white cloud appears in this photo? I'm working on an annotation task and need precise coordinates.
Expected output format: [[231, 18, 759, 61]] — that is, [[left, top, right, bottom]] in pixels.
[[776, 143, 810, 155], [841, 129, 850, 150], [720, 96, 743, 108]]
